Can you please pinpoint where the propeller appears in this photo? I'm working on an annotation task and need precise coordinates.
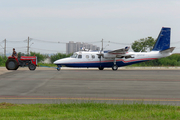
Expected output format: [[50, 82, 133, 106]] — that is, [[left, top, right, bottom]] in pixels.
[[98, 39, 104, 68]]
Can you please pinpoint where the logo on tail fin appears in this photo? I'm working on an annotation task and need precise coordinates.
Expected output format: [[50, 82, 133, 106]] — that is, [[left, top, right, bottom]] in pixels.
[[152, 27, 170, 51]]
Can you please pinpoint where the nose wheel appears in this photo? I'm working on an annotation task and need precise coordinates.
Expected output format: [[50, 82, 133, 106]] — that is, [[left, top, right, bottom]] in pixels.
[[57, 67, 61, 71]]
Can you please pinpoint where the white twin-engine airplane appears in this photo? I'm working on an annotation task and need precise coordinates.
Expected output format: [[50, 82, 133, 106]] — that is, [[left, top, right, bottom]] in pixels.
[[54, 27, 175, 71]]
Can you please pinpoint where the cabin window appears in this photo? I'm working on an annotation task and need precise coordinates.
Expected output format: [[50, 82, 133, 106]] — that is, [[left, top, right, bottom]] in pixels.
[[71, 53, 78, 58], [92, 55, 95, 59], [78, 55, 82, 59], [125, 56, 131, 59], [86, 55, 89, 59]]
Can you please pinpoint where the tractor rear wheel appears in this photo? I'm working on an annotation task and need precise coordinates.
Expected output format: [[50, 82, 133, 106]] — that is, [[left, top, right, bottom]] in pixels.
[[15, 65, 19, 70], [28, 64, 36, 71], [6, 59, 19, 70]]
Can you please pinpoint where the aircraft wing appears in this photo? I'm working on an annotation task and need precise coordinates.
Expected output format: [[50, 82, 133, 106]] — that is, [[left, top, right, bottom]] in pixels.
[[108, 46, 130, 54], [103, 46, 134, 58]]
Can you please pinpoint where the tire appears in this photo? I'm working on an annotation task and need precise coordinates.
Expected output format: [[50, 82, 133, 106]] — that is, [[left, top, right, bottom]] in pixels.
[[98, 66, 104, 70], [28, 64, 36, 71], [112, 65, 118, 71], [57, 67, 61, 71], [6, 59, 18, 70], [15, 65, 19, 70]]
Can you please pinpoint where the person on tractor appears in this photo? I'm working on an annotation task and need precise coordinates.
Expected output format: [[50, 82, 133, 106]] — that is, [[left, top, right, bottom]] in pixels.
[[12, 48, 18, 58]]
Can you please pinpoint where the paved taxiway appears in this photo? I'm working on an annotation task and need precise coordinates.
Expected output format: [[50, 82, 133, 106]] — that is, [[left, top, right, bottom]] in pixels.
[[0, 67, 180, 105]]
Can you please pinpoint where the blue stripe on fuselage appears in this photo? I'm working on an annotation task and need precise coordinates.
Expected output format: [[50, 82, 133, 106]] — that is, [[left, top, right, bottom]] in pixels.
[[57, 60, 148, 68]]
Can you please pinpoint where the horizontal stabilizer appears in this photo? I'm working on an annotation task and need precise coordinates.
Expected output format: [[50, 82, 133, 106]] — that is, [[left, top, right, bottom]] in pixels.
[[160, 47, 175, 53]]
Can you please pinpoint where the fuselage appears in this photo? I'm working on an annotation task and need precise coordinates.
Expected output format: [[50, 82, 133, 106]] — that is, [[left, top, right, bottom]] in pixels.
[[53, 50, 171, 68]]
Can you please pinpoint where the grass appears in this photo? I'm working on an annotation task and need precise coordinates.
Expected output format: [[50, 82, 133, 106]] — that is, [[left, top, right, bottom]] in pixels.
[[37, 63, 57, 67], [0, 102, 180, 120]]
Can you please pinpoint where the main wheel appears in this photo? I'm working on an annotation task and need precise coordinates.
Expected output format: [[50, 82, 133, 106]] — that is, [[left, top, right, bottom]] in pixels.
[[28, 64, 36, 71], [112, 65, 118, 71], [98, 66, 104, 70], [6, 59, 18, 70]]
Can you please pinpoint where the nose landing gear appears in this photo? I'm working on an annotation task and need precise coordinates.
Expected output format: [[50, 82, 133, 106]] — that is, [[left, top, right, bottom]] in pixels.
[[57, 67, 61, 71], [56, 65, 61, 71]]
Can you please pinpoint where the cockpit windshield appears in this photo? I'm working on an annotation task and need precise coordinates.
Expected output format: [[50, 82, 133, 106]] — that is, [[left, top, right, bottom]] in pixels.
[[71, 53, 78, 58]]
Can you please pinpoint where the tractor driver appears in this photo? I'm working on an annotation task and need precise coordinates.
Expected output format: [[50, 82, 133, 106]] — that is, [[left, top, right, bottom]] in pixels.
[[12, 48, 18, 58]]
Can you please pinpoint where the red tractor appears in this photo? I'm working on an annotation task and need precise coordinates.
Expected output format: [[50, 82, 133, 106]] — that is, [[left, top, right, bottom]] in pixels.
[[6, 56, 37, 70]]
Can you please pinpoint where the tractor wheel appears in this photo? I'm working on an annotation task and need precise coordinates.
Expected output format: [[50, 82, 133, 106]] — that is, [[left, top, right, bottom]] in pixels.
[[15, 65, 19, 70], [6, 59, 18, 70], [28, 64, 36, 71]]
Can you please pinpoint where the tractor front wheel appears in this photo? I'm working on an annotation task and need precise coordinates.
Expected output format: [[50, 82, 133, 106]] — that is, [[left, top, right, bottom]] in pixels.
[[28, 64, 36, 71], [6, 59, 19, 70]]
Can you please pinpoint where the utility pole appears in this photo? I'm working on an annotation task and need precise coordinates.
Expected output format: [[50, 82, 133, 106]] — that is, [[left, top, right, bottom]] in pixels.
[[101, 39, 103, 51], [27, 36, 29, 55], [4, 39, 6, 56]]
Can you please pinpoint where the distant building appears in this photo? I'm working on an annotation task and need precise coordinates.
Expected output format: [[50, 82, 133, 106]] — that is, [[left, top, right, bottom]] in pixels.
[[66, 41, 77, 55], [66, 41, 100, 54]]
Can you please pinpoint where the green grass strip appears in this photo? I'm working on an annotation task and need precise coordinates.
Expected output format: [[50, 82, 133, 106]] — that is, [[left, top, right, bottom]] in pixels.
[[38, 63, 57, 67], [1, 102, 180, 119]]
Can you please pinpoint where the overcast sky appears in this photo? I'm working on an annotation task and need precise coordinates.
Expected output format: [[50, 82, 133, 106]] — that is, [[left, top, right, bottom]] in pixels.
[[0, 0, 180, 54]]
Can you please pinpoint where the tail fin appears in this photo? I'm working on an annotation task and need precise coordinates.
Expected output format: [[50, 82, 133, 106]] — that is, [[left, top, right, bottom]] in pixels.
[[152, 27, 171, 51]]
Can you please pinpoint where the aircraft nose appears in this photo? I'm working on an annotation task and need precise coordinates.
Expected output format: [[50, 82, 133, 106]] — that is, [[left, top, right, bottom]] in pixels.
[[53, 58, 72, 65], [53, 59, 66, 64], [53, 60, 59, 64]]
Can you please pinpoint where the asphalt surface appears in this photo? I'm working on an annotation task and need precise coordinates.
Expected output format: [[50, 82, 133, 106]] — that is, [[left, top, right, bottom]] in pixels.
[[0, 67, 180, 105]]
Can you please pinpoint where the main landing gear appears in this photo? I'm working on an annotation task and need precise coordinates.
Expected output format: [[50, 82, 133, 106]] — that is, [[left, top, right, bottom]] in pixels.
[[98, 66, 104, 70], [112, 59, 118, 71], [112, 65, 118, 71]]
